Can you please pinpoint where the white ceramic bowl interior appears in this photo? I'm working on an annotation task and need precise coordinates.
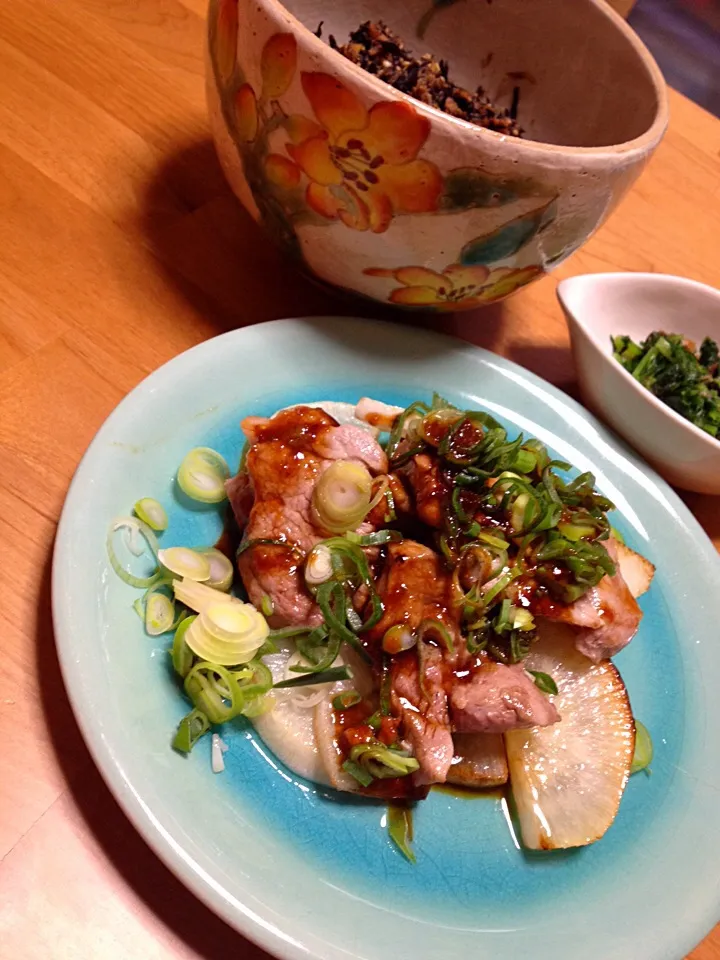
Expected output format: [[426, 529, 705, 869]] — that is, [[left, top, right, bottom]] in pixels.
[[558, 272, 720, 495]]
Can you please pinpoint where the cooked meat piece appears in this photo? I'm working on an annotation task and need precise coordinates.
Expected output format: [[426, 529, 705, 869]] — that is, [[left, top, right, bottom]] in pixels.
[[391, 648, 454, 786], [313, 423, 388, 473], [449, 662, 560, 733], [365, 540, 460, 644], [535, 539, 642, 662], [368, 541, 459, 785], [226, 406, 387, 626], [447, 732, 508, 788], [405, 453, 447, 529]]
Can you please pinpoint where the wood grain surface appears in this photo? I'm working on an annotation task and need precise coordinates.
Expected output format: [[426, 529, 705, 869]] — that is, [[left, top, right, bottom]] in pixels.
[[0, 1, 718, 958]]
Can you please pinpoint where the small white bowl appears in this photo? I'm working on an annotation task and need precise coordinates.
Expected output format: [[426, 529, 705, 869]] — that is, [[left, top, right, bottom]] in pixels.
[[558, 272, 720, 495]]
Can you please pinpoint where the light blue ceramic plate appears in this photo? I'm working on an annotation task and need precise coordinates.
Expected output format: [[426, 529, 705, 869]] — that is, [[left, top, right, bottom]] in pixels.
[[53, 318, 720, 960]]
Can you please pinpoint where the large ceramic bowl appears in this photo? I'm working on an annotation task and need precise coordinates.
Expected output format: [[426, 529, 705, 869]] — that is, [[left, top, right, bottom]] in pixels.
[[206, 0, 667, 311]]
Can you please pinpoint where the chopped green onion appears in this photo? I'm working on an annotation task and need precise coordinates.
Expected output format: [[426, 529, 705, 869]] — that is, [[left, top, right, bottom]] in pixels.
[[342, 758, 373, 787], [350, 742, 420, 779], [528, 670, 558, 696], [260, 594, 274, 618], [557, 521, 598, 542], [234, 658, 273, 703], [387, 803, 415, 863], [417, 619, 454, 654], [293, 629, 341, 674], [172, 708, 210, 754], [274, 665, 353, 689], [511, 448, 537, 474], [237, 538, 304, 559], [158, 547, 211, 582], [383, 624, 417, 654], [305, 544, 333, 587], [512, 608, 535, 632], [483, 565, 522, 606], [366, 711, 382, 730], [183, 601, 268, 665], [133, 497, 168, 532], [145, 591, 176, 636], [198, 548, 234, 591], [315, 580, 372, 663], [107, 516, 160, 588], [172, 615, 196, 677], [631, 720, 653, 774], [172, 576, 244, 615], [177, 447, 230, 504], [386, 400, 430, 467], [315, 537, 383, 632], [184, 662, 242, 723], [610, 526, 625, 545], [311, 460, 373, 534], [332, 690, 362, 710], [267, 626, 311, 642], [352, 529, 403, 547]]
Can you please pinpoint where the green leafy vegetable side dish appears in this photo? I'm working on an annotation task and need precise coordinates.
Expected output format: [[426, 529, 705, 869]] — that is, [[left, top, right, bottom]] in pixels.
[[612, 331, 720, 438]]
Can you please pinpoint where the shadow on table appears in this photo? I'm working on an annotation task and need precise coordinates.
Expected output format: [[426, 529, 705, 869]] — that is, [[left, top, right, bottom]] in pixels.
[[136, 137, 509, 351], [36, 545, 270, 960]]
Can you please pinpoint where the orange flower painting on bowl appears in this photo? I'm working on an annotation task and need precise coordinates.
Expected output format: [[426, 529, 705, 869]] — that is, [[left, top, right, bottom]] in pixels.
[[365, 263, 543, 309], [284, 74, 443, 233]]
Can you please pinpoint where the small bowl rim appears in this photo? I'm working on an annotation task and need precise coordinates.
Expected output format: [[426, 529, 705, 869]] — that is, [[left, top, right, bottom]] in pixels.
[[558, 271, 720, 453], [252, 0, 669, 157]]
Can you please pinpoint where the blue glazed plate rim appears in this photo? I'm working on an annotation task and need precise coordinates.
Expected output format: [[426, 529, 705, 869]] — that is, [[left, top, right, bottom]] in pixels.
[[52, 317, 720, 960]]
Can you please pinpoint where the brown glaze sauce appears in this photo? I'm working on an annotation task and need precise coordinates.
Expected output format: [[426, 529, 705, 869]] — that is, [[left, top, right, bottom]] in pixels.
[[433, 783, 505, 801], [252, 405, 337, 448], [333, 700, 424, 800]]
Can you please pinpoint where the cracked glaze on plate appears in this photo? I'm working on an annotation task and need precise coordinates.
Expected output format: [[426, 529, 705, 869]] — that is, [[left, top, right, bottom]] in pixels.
[[53, 317, 720, 960]]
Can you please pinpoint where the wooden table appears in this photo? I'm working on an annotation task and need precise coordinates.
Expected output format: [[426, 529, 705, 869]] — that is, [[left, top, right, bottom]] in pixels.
[[1, 1, 718, 957]]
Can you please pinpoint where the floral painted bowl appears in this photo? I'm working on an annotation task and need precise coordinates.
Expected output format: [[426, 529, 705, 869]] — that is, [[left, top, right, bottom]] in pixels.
[[206, 0, 668, 311]]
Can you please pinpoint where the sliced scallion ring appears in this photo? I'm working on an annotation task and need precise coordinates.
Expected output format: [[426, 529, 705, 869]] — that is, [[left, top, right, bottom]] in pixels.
[[332, 690, 362, 710], [631, 720, 653, 774], [183, 601, 269, 665], [145, 592, 176, 636], [172, 615, 196, 677], [387, 804, 415, 863], [305, 544, 333, 587], [198, 548, 234, 591], [177, 447, 230, 504], [133, 497, 168, 531], [173, 576, 243, 615], [311, 460, 373, 534], [107, 516, 160, 588], [172, 708, 210, 754], [382, 625, 416, 654], [158, 547, 211, 582]]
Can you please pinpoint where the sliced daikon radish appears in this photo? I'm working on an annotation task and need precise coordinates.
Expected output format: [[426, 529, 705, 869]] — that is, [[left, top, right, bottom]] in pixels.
[[252, 639, 371, 787], [506, 623, 634, 850], [447, 732, 508, 788], [314, 697, 361, 792], [615, 542, 655, 599], [251, 639, 334, 785]]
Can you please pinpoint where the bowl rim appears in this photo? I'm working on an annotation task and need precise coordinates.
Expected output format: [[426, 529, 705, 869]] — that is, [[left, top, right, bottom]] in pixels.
[[558, 271, 720, 453], [243, 0, 669, 157]]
